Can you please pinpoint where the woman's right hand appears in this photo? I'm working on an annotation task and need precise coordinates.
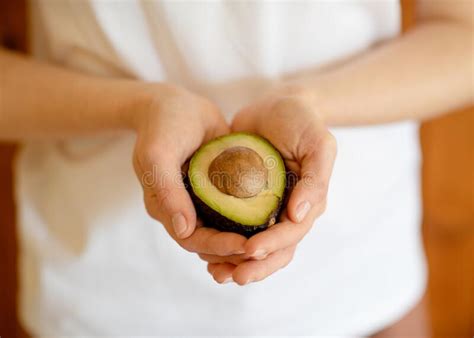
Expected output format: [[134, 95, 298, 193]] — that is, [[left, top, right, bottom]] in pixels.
[[131, 84, 247, 257]]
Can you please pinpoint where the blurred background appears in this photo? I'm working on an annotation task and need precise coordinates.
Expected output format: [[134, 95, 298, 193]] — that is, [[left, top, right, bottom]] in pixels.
[[0, 0, 472, 337]]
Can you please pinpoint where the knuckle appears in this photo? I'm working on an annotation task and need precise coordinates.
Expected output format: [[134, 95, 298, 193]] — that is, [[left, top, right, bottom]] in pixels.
[[137, 155, 159, 185], [280, 257, 293, 270], [271, 96, 309, 120], [141, 146, 161, 167], [144, 196, 158, 220], [301, 170, 318, 187], [207, 263, 215, 274], [322, 132, 337, 153], [277, 249, 296, 271], [318, 198, 328, 214], [322, 197, 328, 210], [283, 252, 295, 268], [197, 253, 209, 262], [177, 239, 195, 253], [261, 263, 272, 279], [313, 183, 328, 203], [156, 186, 172, 211], [140, 169, 156, 190]]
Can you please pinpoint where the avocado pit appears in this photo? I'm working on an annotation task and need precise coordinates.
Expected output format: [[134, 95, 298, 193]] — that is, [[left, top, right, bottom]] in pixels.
[[208, 146, 268, 198]]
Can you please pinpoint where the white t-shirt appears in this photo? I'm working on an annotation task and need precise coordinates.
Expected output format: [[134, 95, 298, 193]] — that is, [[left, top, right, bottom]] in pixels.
[[17, 1, 426, 336]]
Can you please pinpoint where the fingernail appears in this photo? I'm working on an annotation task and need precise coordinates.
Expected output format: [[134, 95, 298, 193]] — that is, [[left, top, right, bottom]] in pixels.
[[251, 249, 267, 260], [222, 277, 233, 284], [171, 213, 188, 238], [231, 249, 246, 255], [296, 201, 311, 223]]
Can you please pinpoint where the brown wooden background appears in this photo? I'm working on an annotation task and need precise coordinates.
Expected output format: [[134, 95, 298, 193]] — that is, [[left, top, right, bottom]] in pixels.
[[1, 0, 473, 337]]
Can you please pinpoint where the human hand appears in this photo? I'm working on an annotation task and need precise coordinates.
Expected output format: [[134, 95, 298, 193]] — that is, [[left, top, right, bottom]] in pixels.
[[131, 84, 247, 256], [202, 85, 337, 284]]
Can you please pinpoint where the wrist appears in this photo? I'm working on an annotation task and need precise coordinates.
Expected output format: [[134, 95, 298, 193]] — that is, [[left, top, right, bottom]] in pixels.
[[120, 82, 205, 131], [271, 82, 328, 123], [112, 82, 156, 131], [114, 82, 174, 130]]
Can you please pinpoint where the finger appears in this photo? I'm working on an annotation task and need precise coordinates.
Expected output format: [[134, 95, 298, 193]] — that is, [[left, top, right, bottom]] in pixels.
[[243, 207, 323, 258], [198, 253, 247, 265], [233, 246, 296, 285], [288, 131, 337, 224], [208, 263, 236, 284], [139, 153, 197, 239], [179, 226, 247, 256], [207, 262, 218, 274]]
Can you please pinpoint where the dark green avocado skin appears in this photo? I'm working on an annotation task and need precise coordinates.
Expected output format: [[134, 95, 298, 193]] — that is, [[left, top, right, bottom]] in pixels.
[[184, 176, 284, 238]]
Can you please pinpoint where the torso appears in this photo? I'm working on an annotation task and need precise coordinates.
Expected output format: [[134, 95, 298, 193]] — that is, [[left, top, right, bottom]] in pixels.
[[17, 1, 426, 335]]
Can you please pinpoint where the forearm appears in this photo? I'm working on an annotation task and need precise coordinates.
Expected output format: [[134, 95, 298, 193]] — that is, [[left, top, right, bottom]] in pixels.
[[297, 21, 473, 126], [0, 49, 153, 140]]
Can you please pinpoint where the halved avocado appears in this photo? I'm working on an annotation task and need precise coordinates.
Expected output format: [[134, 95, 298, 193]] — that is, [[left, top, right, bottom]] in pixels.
[[187, 132, 286, 237]]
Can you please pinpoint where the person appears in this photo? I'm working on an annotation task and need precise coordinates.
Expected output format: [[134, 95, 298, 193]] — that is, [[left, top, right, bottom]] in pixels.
[[1, 0, 472, 336]]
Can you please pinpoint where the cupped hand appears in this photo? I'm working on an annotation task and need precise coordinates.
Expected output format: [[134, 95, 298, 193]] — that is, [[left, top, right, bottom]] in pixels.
[[203, 85, 337, 285], [131, 84, 247, 256]]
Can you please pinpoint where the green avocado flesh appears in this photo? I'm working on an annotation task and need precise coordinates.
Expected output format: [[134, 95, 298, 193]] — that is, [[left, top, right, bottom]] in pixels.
[[188, 133, 286, 236]]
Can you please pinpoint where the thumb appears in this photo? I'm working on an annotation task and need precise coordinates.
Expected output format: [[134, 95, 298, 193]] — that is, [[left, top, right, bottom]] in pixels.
[[287, 132, 337, 224], [141, 155, 197, 239]]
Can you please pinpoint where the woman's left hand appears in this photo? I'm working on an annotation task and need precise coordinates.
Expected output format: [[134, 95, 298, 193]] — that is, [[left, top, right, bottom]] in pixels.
[[201, 86, 337, 285]]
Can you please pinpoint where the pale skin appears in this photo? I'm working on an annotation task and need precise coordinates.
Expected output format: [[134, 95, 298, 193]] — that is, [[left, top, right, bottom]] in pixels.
[[0, 0, 472, 305]]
